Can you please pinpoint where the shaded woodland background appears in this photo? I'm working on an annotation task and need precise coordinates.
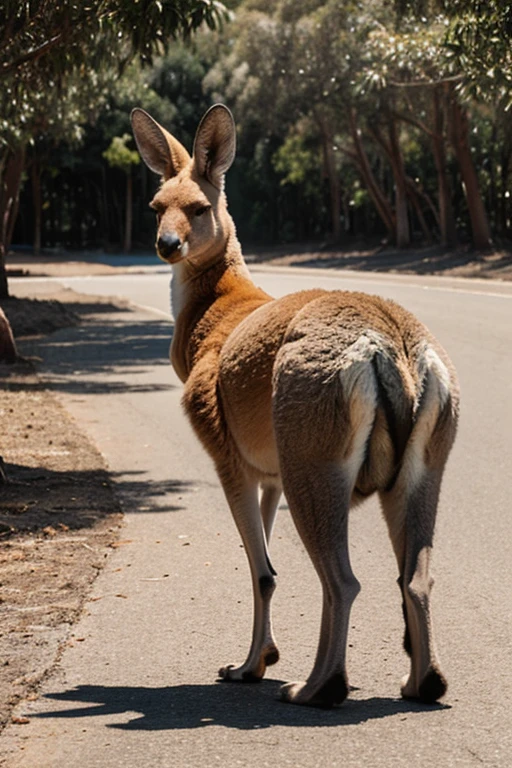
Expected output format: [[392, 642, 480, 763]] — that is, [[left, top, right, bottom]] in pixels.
[[2, 1, 512, 297]]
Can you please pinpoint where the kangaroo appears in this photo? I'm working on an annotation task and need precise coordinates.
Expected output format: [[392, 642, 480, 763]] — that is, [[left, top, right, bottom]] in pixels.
[[131, 104, 459, 708]]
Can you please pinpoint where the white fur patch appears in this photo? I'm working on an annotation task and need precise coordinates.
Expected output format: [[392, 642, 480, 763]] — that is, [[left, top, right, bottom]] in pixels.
[[339, 331, 387, 369], [339, 359, 378, 403], [170, 263, 189, 321], [338, 337, 379, 482], [401, 352, 450, 491], [338, 331, 386, 402], [179, 241, 190, 259], [424, 346, 451, 407], [339, 361, 378, 482]]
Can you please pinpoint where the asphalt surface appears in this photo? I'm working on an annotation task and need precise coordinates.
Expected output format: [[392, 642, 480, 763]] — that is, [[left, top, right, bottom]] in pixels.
[[2, 267, 512, 767]]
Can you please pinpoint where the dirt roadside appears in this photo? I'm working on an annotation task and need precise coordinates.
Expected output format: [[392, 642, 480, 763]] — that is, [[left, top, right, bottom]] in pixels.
[[0, 244, 511, 736], [0, 290, 125, 734]]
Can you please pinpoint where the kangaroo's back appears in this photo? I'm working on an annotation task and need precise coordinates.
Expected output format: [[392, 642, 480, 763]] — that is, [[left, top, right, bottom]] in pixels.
[[131, 104, 459, 708], [219, 288, 457, 496]]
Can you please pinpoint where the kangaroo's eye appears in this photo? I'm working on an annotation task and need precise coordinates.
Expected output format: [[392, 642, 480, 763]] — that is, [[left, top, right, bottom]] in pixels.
[[195, 205, 211, 217], [150, 203, 163, 225]]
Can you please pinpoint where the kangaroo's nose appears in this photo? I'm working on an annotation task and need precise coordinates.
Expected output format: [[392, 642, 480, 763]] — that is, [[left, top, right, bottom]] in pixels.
[[157, 231, 181, 259]]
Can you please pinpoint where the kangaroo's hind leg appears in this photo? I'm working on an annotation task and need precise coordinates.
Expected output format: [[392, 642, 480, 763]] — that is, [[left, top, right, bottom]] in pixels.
[[217, 473, 280, 682], [260, 482, 281, 543], [273, 355, 376, 708], [379, 368, 457, 703], [279, 461, 361, 707], [380, 469, 448, 703]]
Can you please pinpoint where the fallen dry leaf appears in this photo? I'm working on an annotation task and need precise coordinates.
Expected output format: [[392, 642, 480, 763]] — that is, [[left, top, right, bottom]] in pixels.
[[12, 716, 30, 725]]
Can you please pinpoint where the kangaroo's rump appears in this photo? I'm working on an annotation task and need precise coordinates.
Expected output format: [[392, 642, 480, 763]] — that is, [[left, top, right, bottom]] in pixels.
[[272, 291, 459, 498]]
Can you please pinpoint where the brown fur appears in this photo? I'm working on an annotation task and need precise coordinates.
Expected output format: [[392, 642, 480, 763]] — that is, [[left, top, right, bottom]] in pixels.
[[132, 105, 459, 708]]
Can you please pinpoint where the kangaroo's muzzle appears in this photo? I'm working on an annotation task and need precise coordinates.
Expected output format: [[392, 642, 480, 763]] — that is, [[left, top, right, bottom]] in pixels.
[[157, 231, 183, 262]]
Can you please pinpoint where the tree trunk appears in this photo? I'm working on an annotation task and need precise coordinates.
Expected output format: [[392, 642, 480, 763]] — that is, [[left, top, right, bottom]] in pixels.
[[0, 145, 26, 298], [449, 89, 492, 250], [370, 115, 410, 248], [0, 306, 18, 363], [5, 154, 24, 253], [432, 87, 457, 247], [98, 167, 109, 246], [348, 110, 395, 239], [123, 171, 133, 253], [405, 177, 433, 244], [389, 123, 410, 248], [499, 151, 510, 234], [498, 123, 512, 235], [0, 244, 9, 299], [32, 159, 43, 256], [318, 118, 341, 242]]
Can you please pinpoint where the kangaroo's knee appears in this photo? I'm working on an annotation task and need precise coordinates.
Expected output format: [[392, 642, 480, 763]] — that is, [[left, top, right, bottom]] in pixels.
[[259, 574, 277, 600]]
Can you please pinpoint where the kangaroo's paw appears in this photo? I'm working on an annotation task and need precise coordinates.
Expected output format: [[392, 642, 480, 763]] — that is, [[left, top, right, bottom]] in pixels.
[[401, 667, 447, 704], [218, 645, 280, 683], [280, 673, 349, 709]]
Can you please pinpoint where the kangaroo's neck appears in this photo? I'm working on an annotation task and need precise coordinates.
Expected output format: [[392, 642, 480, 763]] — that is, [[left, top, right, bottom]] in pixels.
[[170, 228, 248, 315], [170, 229, 271, 382]]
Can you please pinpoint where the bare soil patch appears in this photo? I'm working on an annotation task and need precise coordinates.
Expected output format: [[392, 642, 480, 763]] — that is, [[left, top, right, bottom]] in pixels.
[[0, 294, 123, 733]]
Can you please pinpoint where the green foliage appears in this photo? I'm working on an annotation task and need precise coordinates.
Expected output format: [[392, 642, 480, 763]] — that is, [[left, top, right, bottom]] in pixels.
[[0, 0, 230, 151], [363, 17, 454, 89], [0, 0, 231, 263], [273, 134, 319, 188], [7, 0, 512, 253], [351, 187, 370, 208], [271, 129, 330, 240], [103, 135, 140, 172], [0, 0, 230, 76], [444, 4, 512, 104], [149, 46, 211, 148], [392, 0, 512, 105]]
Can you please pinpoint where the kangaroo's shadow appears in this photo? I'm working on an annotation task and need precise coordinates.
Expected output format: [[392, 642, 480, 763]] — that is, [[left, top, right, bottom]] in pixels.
[[36, 680, 449, 731]]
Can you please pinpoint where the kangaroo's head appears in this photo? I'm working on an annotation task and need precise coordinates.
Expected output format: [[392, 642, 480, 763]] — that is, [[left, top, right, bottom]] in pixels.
[[131, 105, 236, 267]]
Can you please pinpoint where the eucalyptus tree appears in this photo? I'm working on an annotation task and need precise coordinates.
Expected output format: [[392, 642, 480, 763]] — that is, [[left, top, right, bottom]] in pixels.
[[389, 0, 512, 246], [362, 6, 500, 249], [103, 134, 140, 253], [0, 0, 229, 297], [394, 0, 512, 103], [206, 0, 375, 242], [220, 0, 508, 249], [207, 0, 443, 247], [362, 19, 459, 246]]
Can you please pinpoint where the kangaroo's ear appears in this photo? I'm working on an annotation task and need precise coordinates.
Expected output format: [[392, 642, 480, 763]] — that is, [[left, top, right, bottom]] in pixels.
[[193, 104, 236, 189], [131, 108, 191, 179]]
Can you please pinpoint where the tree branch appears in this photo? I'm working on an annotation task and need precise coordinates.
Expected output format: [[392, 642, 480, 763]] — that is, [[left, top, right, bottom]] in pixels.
[[393, 110, 435, 139], [389, 74, 464, 88], [1, 34, 63, 76]]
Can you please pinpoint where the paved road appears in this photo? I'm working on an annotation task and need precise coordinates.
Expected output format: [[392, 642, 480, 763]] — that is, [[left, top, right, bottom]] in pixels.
[[3, 268, 512, 767]]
